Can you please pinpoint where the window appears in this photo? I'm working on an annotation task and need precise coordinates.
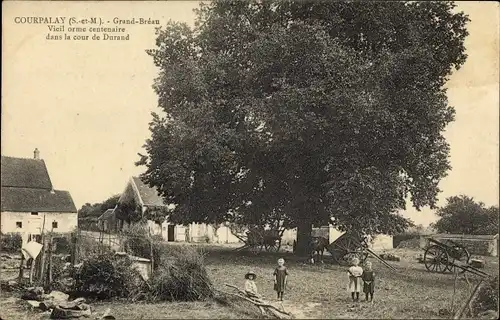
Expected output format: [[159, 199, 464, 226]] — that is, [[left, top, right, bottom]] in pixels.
[[52, 221, 58, 229], [16, 221, 22, 228], [31, 212, 38, 215]]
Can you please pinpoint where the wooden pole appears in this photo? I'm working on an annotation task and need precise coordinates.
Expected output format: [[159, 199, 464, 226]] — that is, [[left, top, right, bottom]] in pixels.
[[451, 267, 458, 313], [453, 279, 483, 320], [48, 235, 53, 285], [37, 215, 47, 285], [39, 236, 47, 286], [29, 257, 35, 285], [149, 229, 154, 274], [18, 250, 25, 282]]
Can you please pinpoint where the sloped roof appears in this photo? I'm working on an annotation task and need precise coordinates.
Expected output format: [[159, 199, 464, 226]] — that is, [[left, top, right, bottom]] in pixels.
[[98, 208, 115, 221], [1, 156, 53, 189], [1, 187, 77, 213], [131, 176, 167, 207]]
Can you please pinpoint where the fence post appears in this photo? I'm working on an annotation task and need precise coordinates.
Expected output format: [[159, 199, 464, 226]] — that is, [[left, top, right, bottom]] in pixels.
[[38, 235, 47, 286], [48, 235, 53, 286], [18, 251, 25, 282], [148, 228, 154, 275]]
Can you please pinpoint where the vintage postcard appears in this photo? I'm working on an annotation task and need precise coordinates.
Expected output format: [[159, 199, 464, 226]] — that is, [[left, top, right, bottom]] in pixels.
[[1, 1, 499, 319]]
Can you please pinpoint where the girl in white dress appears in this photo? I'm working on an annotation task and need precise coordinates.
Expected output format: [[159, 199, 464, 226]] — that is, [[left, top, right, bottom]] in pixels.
[[347, 257, 363, 301]]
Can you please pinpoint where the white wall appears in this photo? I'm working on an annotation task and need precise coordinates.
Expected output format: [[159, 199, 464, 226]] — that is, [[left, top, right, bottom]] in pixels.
[[187, 223, 241, 244], [278, 226, 394, 250], [1, 211, 77, 236]]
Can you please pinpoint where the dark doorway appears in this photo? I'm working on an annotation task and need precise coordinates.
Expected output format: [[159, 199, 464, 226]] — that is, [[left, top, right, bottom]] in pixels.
[[167, 225, 175, 242]]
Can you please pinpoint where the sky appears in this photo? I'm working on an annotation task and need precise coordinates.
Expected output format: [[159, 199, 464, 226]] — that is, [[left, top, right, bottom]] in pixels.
[[2, 1, 499, 226]]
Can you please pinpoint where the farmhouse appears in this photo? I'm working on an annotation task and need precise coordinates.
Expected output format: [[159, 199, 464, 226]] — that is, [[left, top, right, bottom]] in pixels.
[[115, 176, 241, 243], [1, 149, 78, 241]]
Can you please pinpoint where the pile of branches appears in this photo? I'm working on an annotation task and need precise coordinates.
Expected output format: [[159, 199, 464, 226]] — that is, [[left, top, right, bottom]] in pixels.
[[148, 246, 214, 301], [70, 253, 147, 300]]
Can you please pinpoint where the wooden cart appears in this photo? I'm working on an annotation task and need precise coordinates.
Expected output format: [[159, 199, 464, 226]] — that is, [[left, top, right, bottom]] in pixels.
[[423, 237, 488, 277], [234, 227, 281, 254], [325, 231, 398, 271], [326, 231, 369, 264]]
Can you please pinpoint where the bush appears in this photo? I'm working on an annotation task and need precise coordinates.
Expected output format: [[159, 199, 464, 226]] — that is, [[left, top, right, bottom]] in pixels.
[[71, 252, 146, 300], [53, 236, 72, 254], [78, 234, 114, 259], [472, 276, 499, 316], [0, 232, 22, 253], [148, 246, 214, 301]]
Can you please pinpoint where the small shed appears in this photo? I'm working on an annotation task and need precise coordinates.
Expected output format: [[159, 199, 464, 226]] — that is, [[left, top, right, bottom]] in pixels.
[[115, 252, 152, 280], [97, 208, 116, 232], [420, 234, 499, 257]]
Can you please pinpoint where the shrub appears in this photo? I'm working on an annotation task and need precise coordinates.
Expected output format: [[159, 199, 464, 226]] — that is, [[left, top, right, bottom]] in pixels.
[[77, 234, 114, 259], [472, 276, 499, 316], [148, 246, 214, 301], [71, 252, 145, 300], [0, 232, 22, 253], [53, 236, 72, 254]]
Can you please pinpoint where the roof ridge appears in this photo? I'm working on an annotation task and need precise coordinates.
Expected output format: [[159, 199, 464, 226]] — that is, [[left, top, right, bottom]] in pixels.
[[1, 186, 69, 192], [1, 155, 41, 161]]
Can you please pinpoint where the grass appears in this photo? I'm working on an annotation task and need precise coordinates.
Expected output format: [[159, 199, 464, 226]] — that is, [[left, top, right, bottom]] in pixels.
[[1, 246, 498, 319]]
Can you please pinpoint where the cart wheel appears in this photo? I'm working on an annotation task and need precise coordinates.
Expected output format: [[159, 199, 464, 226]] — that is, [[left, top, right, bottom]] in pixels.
[[447, 247, 471, 274], [329, 246, 346, 264], [343, 252, 364, 265], [424, 245, 450, 273], [264, 242, 279, 252]]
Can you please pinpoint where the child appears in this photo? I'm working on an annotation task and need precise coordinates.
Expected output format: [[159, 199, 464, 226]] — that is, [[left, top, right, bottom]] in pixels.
[[244, 271, 265, 314], [273, 258, 289, 301], [347, 257, 363, 302], [362, 261, 375, 302], [244, 271, 260, 298]]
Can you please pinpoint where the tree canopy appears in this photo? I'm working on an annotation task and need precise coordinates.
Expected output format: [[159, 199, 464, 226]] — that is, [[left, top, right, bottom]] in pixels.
[[138, 0, 469, 253], [78, 194, 120, 220], [431, 195, 499, 235]]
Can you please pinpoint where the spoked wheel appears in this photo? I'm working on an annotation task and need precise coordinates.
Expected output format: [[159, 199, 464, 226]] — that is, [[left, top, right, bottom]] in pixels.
[[424, 245, 450, 273], [447, 247, 471, 274], [264, 241, 280, 252], [343, 251, 368, 265], [328, 245, 347, 264]]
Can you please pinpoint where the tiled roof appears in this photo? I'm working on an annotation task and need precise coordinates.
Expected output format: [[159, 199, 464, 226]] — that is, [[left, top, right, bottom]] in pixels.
[[1, 187, 77, 213], [1, 156, 53, 189], [132, 177, 167, 207], [98, 209, 115, 221]]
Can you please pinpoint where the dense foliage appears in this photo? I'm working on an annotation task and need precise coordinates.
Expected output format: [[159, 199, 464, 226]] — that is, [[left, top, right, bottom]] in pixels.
[[431, 195, 499, 235], [78, 194, 120, 219], [0, 233, 22, 253], [138, 0, 469, 253], [71, 253, 145, 300]]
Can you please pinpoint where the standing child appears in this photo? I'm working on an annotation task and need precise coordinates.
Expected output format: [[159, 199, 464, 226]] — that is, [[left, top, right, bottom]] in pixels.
[[362, 261, 375, 302], [273, 258, 289, 301], [347, 257, 363, 302]]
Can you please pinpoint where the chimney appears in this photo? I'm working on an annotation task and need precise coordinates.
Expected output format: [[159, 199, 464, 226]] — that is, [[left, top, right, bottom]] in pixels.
[[34, 148, 40, 160]]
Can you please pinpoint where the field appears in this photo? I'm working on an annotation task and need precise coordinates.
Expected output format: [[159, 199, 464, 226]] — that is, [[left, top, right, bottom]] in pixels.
[[1, 246, 498, 319]]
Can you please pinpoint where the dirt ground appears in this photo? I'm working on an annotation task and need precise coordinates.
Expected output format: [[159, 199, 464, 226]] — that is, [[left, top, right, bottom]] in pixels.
[[1, 246, 498, 319]]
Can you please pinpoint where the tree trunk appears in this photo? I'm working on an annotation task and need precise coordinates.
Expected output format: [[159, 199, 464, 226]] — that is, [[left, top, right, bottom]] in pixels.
[[295, 221, 312, 256]]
